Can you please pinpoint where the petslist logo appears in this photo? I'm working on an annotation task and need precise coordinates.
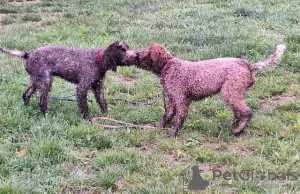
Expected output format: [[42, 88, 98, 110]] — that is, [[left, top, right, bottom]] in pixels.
[[183, 165, 300, 191], [213, 169, 299, 181]]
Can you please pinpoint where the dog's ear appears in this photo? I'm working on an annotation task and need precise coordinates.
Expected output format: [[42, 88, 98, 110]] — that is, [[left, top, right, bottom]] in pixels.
[[150, 45, 168, 62], [145, 44, 173, 74], [150, 45, 167, 66]]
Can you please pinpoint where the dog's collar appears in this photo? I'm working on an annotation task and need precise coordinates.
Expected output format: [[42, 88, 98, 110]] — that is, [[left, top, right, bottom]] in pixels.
[[98, 49, 104, 69]]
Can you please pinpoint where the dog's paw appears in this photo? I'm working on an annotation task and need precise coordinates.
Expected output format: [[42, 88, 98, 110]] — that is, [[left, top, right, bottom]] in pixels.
[[230, 118, 240, 126], [153, 122, 162, 128], [101, 110, 108, 115], [232, 128, 245, 136], [166, 130, 177, 138], [100, 106, 108, 114], [83, 117, 92, 124], [40, 109, 48, 115], [85, 119, 92, 124], [82, 114, 91, 122]]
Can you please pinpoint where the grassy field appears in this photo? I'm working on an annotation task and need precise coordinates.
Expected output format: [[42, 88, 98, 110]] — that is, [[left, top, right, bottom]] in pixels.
[[0, 0, 300, 193]]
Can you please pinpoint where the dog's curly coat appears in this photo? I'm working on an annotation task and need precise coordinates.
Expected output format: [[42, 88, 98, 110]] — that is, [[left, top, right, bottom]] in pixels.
[[135, 44, 286, 137], [0, 41, 137, 120]]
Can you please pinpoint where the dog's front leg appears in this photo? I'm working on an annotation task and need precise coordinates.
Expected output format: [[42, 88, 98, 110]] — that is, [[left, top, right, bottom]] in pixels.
[[92, 80, 108, 114], [76, 83, 91, 120], [155, 97, 176, 128], [166, 97, 189, 138]]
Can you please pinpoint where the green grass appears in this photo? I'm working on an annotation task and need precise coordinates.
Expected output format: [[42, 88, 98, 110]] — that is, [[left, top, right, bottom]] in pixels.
[[1, 0, 300, 193], [0, 6, 18, 14], [21, 13, 42, 22], [0, 15, 18, 25]]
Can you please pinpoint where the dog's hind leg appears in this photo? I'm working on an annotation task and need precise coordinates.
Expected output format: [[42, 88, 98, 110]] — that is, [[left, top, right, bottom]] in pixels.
[[232, 105, 252, 135], [36, 73, 53, 114], [230, 112, 240, 126], [221, 84, 252, 135], [23, 79, 37, 105]]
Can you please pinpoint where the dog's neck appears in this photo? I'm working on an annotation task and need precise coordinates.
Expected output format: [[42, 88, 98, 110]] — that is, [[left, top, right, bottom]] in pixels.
[[138, 55, 173, 76], [97, 49, 105, 70], [155, 55, 174, 76]]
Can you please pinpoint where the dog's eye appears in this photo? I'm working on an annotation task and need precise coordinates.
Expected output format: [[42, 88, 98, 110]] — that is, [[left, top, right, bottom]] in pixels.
[[121, 48, 127, 52], [116, 44, 123, 49]]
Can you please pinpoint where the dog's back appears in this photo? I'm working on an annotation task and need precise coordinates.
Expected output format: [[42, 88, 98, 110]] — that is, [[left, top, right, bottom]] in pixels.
[[162, 57, 253, 100], [25, 46, 99, 84]]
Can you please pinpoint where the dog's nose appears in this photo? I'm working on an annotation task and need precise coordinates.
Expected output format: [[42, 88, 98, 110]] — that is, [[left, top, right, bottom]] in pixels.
[[127, 50, 137, 58], [126, 50, 138, 62]]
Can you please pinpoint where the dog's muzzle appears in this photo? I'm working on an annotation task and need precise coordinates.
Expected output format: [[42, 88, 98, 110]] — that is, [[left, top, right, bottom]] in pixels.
[[126, 50, 137, 61], [124, 50, 138, 66]]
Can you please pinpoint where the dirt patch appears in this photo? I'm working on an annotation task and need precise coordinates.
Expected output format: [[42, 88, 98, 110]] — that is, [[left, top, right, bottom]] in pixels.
[[203, 141, 253, 157], [0, 14, 6, 28], [60, 150, 98, 193], [63, 150, 97, 178], [140, 145, 152, 155], [115, 178, 128, 193], [165, 153, 185, 167], [198, 163, 227, 174], [74, 189, 100, 194], [9, 0, 40, 6], [165, 152, 189, 167], [69, 151, 96, 176], [260, 93, 300, 111], [0, 14, 5, 20], [113, 75, 137, 85]]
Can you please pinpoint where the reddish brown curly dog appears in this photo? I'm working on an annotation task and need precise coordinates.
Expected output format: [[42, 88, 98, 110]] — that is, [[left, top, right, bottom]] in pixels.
[[0, 41, 137, 120], [135, 44, 286, 137]]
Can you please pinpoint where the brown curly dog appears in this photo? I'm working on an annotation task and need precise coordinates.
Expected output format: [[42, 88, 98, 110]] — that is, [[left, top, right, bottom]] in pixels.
[[135, 44, 286, 137]]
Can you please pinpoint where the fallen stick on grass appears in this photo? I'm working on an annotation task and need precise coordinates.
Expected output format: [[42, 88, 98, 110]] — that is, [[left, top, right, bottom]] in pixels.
[[91, 117, 158, 130]]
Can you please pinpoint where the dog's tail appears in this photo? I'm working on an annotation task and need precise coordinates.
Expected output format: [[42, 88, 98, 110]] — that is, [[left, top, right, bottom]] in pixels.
[[0, 45, 28, 59], [251, 44, 286, 71]]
